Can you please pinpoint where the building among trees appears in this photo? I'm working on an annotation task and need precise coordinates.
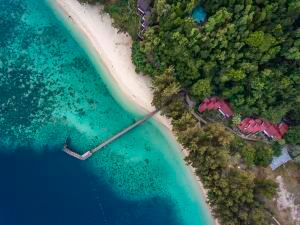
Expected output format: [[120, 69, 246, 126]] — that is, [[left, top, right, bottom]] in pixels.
[[238, 118, 288, 140], [198, 97, 234, 118], [137, 0, 152, 37]]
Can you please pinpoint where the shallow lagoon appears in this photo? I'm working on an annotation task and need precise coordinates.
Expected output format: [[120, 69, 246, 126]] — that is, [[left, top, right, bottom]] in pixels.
[[0, 0, 213, 224]]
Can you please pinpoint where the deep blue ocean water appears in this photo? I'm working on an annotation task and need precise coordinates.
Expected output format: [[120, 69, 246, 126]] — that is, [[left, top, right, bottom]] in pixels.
[[0, 0, 213, 224]]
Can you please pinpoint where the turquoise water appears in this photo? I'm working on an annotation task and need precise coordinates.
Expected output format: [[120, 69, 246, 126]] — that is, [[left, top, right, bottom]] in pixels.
[[192, 6, 207, 23], [0, 0, 213, 224]]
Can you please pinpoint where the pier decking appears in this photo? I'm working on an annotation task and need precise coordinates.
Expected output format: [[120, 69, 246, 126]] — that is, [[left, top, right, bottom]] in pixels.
[[63, 109, 159, 160]]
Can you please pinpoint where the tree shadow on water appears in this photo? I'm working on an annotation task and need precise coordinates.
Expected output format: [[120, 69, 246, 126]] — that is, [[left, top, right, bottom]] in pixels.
[[0, 146, 179, 225]]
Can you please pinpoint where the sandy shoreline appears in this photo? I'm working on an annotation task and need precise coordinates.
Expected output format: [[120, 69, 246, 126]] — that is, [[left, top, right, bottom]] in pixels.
[[51, 0, 218, 224]]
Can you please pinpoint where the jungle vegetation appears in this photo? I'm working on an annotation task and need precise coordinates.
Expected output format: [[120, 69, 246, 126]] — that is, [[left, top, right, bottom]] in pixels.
[[132, 0, 300, 124]]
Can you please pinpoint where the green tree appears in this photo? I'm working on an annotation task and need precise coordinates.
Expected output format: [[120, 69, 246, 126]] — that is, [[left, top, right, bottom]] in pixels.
[[285, 126, 300, 145], [245, 31, 277, 52], [255, 178, 278, 199], [152, 67, 181, 108], [272, 141, 283, 157], [172, 111, 197, 132], [241, 145, 256, 167], [133, 0, 299, 124], [231, 114, 241, 126], [191, 78, 212, 99], [254, 144, 273, 166]]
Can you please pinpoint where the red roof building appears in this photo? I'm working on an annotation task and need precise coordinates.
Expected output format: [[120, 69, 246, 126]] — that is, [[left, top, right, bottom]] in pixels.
[[278, 123, 289, 135], [238, 118, 288, 140], [198, 97, 234, 118]]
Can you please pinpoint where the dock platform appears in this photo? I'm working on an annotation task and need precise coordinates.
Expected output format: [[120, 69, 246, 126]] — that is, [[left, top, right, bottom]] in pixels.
[[63, 109, 159, 160]]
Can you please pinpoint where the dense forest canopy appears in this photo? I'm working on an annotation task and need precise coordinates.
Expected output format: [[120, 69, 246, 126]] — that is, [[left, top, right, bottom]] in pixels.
[[133, 0, 300, 123]]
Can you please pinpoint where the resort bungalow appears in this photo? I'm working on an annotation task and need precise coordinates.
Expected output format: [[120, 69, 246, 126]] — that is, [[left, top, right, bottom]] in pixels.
[[238, 118, 288, 140], [137, 0, 153, 37], [140, 10, 151, 31], [198, 97, 234, 118], [137, 0, 152, 16]]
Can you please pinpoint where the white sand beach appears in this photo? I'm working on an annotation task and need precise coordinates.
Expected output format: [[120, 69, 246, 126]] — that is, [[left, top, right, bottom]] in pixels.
[[53, 0, 169, 125], [51, 0, 219, 224]]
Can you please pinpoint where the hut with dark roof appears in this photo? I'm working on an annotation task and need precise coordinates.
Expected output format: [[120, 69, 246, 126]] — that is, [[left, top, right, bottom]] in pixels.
[[137, 0, 152, 16], [137, 0, 153, 38]]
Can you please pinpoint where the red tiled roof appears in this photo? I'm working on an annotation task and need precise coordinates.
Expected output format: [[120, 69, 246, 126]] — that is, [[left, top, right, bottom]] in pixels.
[[207, 101, 216, 110], [250, 123, 262, 133], [198, 97, 233, 118], [218, 102, 234, 117], [263, 124, 282, 139], [198, 98, 210, 112], [241, 117, 251, 125], [278, 123, 289, 135], [198, 97, 289, 139], [238, 118, 289, 139], [255, 119, 263, 125]]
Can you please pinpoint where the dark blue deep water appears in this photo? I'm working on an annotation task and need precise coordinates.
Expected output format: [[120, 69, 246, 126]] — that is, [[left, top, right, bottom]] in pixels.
[[0, 0, 213, 224], [0, 146, 177, 225]]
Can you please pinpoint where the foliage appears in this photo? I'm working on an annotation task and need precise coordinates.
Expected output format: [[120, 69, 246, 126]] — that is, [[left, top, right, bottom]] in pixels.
[[240, 144, 256, 167], [272, 141, 283, 157], [245, 31, 277, 52], [254, 178, 278, 199], [231, 114, 241, 126], [104, 0, 140, 38], [285, 105, 300, 125], [132, 42, 148, 73], [132, 0, 300, 127], [290, 145, 300, 158], [79, 0, 139, 38], [254, 144, 274, 167], [183, 123, 271, 225], [230, 138, 273, 167], [285, 125, 300, 145], [151, 67, 181, 108], [191, 78, 212, 99], [172, 111, 197, 132]]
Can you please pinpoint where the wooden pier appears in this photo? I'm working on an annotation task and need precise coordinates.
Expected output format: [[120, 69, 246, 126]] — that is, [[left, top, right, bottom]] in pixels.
[[63, 109, 159, 160]]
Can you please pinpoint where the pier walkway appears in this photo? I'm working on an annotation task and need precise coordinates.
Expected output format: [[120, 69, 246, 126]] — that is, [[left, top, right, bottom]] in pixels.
[[63, 109, 159, 160]]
